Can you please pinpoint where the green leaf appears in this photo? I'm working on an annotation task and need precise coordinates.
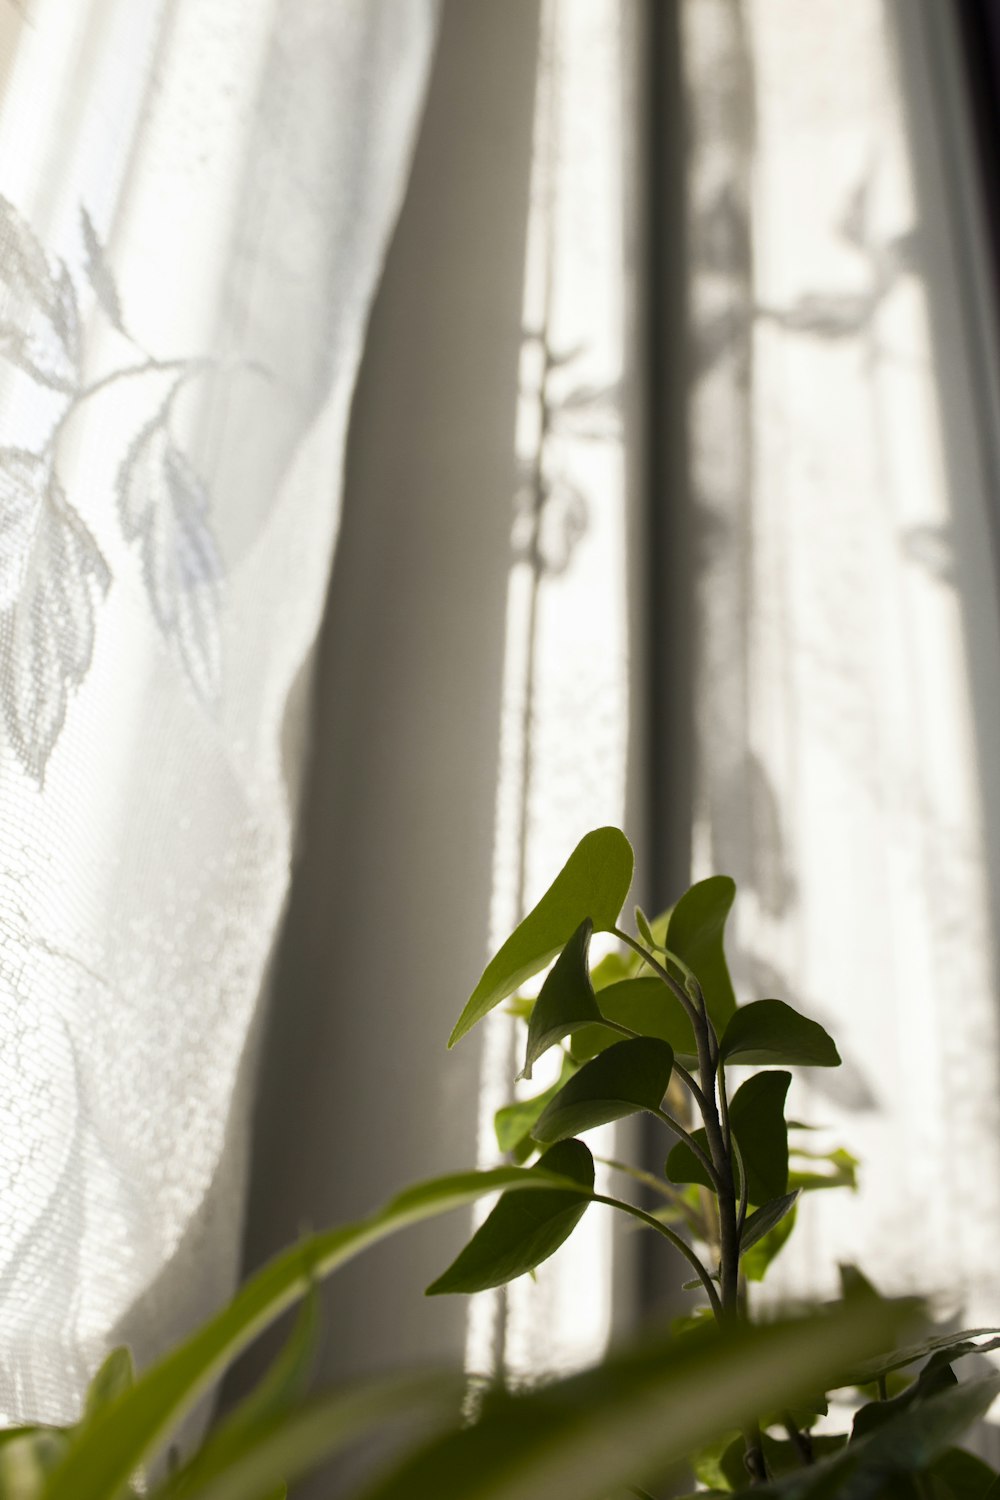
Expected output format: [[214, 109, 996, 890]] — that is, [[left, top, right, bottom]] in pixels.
[[42, 1163, 589, 1500], [925, 1447, 998, 1500], [851, 1354, 957, 1442], [758, 1372, 1000, 1500], [741, 1202, 797, 1283], [0, 1429, 71, 1500], [203, 1285, 320, 1460], [533, 1039, 674, 1143], [720, 1431, 849, 1489], [426, 1141, 594, 1295], [521, 920, 605, 1079], [719, 1000, 840, 1068], [449, 828, 634, 1047], [355, 1300, 916, 1500], [83, 1347, 134, 1422], [494, 1055, 577, 1154], [151, 1372, 463, 1500], [569, 978, 697, 1063], [847, 1328, 1000, 1386], [634, 908, 660, 950], [667, 1071, 791, 1204], [662, 876, 737, 1029], [740, 1192, 799, 1258]]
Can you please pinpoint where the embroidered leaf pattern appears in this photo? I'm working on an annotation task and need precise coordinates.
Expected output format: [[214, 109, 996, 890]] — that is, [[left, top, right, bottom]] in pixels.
[[117, 414, 222, 702], [80, 207, 125, 334], [0, 450, 48, 610], [0, 452, 110, 780], [0, 196, 80, 391]]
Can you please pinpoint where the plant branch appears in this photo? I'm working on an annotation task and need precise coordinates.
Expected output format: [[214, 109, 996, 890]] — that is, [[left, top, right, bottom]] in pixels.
[[593, 1193, 723, 1318], [612, 927, 703, 1032], [650, 1106, 724, 1192]]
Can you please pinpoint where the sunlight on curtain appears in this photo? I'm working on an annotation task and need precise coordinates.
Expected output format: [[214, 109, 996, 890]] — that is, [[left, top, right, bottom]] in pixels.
[[0, 0, 437, 1423], [466, 0, 642, 1386], [683, 0, 1000, 1326]]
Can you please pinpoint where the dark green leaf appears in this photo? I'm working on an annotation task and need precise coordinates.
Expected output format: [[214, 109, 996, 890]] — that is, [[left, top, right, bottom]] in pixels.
[[851, 1355, 957, 1442], [522, 921, 605, 1079], [720, 1432, 849, 1488], [741, 1202, 797, 1283], [840, 1264, 881, 1300], [720, 1000, 840, 1068], [662, 876, 737, 1030], [667, 1071, 791, 1205], [43, 1163, 588, 1500], [356, 1300, 916, 1500], [533, 1039, 674, 1143], [426, 1141, 595, 1295], [925, 1447, 998, 1500], [152, 1373, 463, 1500], [569, 977, 697, 1063], [494, 1055, 577, 1154], [758, 1373, 1000, 1500], [83, 1347, 134, 1422], [848, 1329, 1000, 1386], [450, 828, 634, 1046], [741, 1193, 799, 1259]]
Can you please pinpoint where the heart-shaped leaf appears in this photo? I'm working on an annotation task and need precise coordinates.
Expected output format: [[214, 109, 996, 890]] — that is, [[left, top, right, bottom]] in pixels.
[[449, 828, 634, 1047], [662, 877, 737, 1029], [569, 978, 697, 1063], [740, 1192, 800, 1257], [533, 1039, 674, 1143], [521, 920, 605, 1079], [719, 1000, 840, 1068], [666, 1071, 791, 1204], [426, 1140, 594, 1295]]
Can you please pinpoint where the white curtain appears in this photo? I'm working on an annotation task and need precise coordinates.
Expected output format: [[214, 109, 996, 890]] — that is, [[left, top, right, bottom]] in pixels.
[[0, 0, 437, 1424], [683, 0, 1000, 1333]]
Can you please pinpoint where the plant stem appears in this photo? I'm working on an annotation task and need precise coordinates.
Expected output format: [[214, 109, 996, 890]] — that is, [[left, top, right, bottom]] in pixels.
[[650, 1106, 723, 1192], [613, 927, 704, 1032], [782, 1413, 814, 1466], [593, 1194, 723, 1319]]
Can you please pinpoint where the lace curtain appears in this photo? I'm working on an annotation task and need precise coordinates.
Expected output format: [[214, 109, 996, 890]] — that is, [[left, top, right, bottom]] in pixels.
[[0, 0, 437, 1423]]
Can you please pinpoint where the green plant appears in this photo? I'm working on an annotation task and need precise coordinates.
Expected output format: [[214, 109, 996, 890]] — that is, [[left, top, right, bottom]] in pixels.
[[436, 826, 1000, 1497], [11, 826, 1000, 1499]]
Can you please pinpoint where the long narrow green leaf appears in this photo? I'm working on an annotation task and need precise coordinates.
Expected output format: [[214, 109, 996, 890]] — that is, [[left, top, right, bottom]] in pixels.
[[450, 827, 634, 1047], [41, 1165, 587, 1500], [355, 1300, 915, 1500], [152, 1372, 464, 1500]]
